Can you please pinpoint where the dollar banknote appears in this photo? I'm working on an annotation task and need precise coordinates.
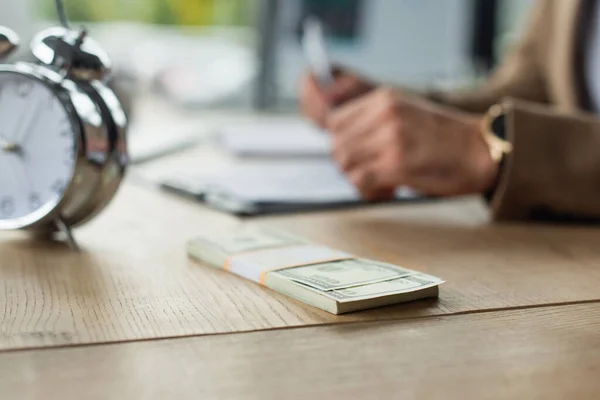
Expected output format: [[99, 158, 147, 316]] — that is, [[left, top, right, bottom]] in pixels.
[[274, 259, 415, 291], [189, 226, 444, 314], [204, 227, 305, 255], [266, 268, 443, 314], [188, 226, 308, 269], [326, 273, 443, 302]]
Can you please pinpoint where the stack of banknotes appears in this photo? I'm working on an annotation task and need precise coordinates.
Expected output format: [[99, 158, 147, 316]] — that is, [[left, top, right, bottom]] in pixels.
[[187, 227, 444, 314]]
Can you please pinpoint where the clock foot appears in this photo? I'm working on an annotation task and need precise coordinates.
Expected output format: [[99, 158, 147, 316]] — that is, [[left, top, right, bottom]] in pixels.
[[54, 216, 79, 251]]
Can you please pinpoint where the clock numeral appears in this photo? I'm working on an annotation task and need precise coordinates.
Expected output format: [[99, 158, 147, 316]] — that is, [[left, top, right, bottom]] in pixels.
[[0, 197, 15, 218], [51, 180, 65, 196], [60, 118, 72, 137], [17, 80, 33, 98], [65, 148, 76, 164], [29, 192, 42, 211]]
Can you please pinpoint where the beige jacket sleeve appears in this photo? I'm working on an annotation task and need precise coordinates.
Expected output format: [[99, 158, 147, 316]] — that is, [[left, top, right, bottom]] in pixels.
[[429, 0, 551, 113], [426, 1, 600, 221], [492, 99, 600, 220]]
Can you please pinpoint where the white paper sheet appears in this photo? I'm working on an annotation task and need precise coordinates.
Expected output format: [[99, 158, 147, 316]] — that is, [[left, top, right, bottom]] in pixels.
[[219, 119, 331, 158], [164, 159, 418, 205]]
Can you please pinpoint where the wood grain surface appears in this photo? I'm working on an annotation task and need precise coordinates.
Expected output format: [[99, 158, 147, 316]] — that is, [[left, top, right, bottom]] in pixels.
[[2, 183, 600, 351], [2, 303, 600, 400]]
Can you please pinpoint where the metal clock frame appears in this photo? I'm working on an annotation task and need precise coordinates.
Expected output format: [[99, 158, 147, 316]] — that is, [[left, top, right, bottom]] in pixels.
[[0, 62, 127, 248]]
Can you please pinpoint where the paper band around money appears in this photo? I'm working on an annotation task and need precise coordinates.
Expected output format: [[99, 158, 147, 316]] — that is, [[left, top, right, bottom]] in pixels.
[[222, 244, 301, 272], [223, 245, 354, 285]]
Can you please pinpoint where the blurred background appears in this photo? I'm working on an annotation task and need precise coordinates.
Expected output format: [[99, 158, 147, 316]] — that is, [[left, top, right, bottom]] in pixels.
[[0, 0, 534, 169], [1, 0, 533, 111]]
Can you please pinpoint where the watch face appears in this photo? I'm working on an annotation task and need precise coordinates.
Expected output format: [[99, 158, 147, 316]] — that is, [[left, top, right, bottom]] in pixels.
[[0, 71, 77, 229]]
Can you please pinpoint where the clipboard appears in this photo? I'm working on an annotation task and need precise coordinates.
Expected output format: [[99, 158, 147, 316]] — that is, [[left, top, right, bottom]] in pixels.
[[159, 160, 422, 216]]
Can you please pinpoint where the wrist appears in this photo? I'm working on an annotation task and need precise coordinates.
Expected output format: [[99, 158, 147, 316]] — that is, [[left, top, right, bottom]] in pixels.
[[469, 115, 502, 194]]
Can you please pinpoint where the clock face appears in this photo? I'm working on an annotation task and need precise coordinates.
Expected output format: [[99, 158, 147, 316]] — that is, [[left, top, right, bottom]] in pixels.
[[0, 72, 77, 229]]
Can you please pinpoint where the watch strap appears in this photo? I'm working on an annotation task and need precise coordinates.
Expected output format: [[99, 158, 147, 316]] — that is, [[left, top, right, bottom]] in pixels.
[[481, 104, 513, 163]]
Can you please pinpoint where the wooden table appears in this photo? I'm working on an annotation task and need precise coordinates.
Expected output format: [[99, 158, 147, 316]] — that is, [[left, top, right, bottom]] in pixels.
[[2, 182, 600, 399], [2, 303, 600, 400], [3, 182, 600, 352], [3, 116, 600, 397]]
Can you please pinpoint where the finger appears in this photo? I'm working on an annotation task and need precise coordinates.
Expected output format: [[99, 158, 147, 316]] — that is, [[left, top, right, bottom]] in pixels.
[[326, 93, 374, 135], [333, 122, 396, 172], [303, 68, 362, 108], [331, 99, 398, 152], [327, 88, 397, 136], [347, 167, 396, 201], [326, 66, 372, 103], [347, 152, 404, 197], [300, 74, 331, 127], [363, 188, 396, 202], [328, 74, 364, 105]]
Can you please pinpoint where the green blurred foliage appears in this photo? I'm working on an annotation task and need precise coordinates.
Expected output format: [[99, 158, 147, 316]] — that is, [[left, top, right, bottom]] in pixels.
[[35, 0, 255, 26]]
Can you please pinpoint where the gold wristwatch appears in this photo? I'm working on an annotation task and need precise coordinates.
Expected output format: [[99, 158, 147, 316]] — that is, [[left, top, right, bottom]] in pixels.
[[481, 103, 514, 163]]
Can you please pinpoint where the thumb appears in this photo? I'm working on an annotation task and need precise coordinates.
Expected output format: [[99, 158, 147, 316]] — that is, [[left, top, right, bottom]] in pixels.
[[327, 75, 361, 105]]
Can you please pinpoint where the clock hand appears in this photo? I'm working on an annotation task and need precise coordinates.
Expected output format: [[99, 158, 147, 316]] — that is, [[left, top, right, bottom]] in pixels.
[[0, 134, 21, 154], [14, 101, 43, 146], [0, 134, 10, 148]]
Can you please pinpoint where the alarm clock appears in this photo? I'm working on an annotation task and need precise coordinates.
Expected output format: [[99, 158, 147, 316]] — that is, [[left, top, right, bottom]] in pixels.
[[0, 21, 128, 249]]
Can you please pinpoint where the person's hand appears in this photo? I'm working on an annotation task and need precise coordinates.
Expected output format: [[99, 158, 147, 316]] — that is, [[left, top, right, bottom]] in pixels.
[[326, 88, 500, 200], [300, 67, 374, 128]]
